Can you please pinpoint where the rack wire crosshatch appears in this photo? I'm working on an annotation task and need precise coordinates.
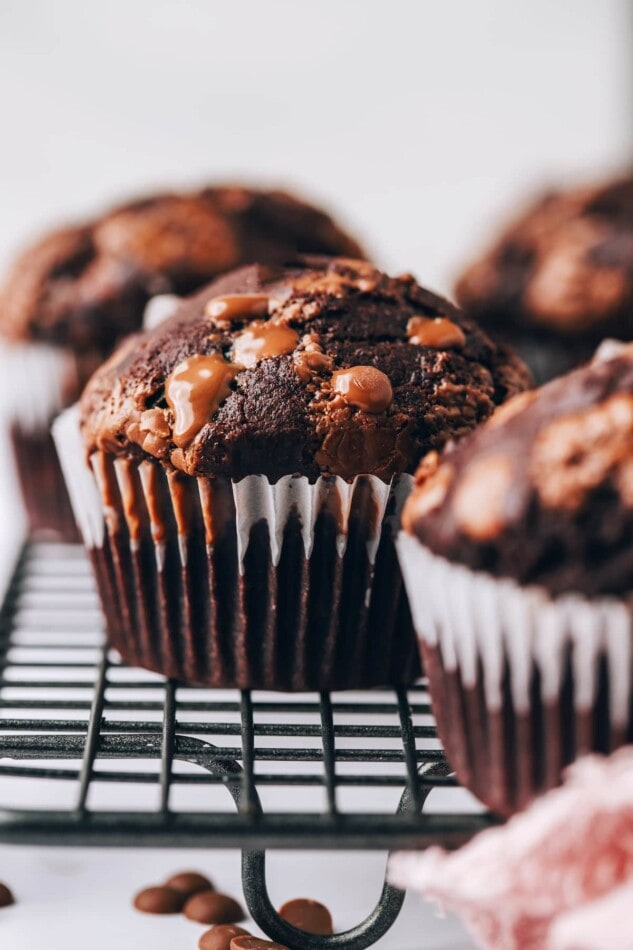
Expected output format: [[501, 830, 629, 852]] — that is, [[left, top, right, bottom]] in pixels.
[[0, 542, 496, 949]]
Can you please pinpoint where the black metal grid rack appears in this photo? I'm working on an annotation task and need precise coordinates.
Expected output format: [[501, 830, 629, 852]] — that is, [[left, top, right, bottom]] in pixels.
[[0, 542, 495, 948]]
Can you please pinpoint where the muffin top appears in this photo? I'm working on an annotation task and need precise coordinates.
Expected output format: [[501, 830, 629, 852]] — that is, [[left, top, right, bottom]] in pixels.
[[0, 186, 363, 356], [402, 342, 633, 596], [455, 174, 633, 341], [79, 257, 530, 483]]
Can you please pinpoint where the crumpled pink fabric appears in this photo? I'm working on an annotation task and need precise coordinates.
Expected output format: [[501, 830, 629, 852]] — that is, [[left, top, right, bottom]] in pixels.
[[389, 750, 633, 950], [548, 880, 633, 950]]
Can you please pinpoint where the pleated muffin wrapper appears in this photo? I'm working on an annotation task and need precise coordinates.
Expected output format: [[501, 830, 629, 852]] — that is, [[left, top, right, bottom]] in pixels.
[[396, 532, 633, 816], [53, 405, 420, 690], [0, 339, 82, 538]]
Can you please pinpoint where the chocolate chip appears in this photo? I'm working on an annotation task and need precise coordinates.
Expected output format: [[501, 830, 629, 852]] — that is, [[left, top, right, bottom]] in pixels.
[[164, 870, 214, 897], [0, 883, 14, 908], [330, 365, 393, 413], [406, 315, 465, 349], [199, 924, 251, 950], [184, 890, 245, 925], [166, 353, 242, 447], [205, 294, 270, 327], [133, 885, 185, 914], [230, 939, 288, 950], [279, 898, 333, 935]]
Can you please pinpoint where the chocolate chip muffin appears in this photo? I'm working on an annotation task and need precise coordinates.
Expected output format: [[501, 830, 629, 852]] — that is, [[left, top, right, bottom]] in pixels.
[[398, 341, 633, 814], [0, 185, 364, 538], [455, 174, 633, 384], [55, 256, 529, 690]]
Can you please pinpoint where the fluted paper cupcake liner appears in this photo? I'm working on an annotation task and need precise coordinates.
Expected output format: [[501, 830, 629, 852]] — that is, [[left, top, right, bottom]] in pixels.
[[53, 405, 420, 690], [0, 340, 81, 538], [396, 532, 633, 815]]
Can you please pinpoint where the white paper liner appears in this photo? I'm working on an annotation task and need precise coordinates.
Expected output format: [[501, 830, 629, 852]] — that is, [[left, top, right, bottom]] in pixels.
[[52, 406, 105, 547], [0, 293, 179, 430], [0, 339, 76, 432], [54, 404, 412, 573], [396, 532, 633, 724]]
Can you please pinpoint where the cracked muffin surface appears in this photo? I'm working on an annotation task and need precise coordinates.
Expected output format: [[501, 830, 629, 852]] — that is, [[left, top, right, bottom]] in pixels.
[[80, 257, 531, 482]]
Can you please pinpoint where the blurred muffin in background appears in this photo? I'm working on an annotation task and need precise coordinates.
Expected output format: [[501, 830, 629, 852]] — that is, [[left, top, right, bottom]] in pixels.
[[54, 256, 529, 690], [398, 340, 633, 815], [0, 185, 364, 538], [455, 173, 633, 384]]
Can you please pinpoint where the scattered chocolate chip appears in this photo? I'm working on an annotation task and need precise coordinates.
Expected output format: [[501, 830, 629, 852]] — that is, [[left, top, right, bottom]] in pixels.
[[230, 939, 288, 950], [199, 924, 251, 950], [184, 890, 245, 925], [164, 870, 214, 897], [133, 885, 186, 914], [279, 898, 333, 935], [0, 883, 14, 908]]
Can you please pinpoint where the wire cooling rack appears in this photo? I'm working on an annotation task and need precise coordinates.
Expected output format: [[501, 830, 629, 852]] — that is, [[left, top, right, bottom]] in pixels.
[[0, 542, 495, 949]]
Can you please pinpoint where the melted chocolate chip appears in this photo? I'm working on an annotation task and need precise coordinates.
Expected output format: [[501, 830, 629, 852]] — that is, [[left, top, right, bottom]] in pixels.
[[165, 353, 240, 446], [279, 898, 333, 935], [231, 320, 299, 368], [184, 890, 246, 925], [133, 885, 186, 914], [330, 365, 393, 413], [293, 341, 333, 382], [205, 294, 270, 327], [407, 315, 465, 348]]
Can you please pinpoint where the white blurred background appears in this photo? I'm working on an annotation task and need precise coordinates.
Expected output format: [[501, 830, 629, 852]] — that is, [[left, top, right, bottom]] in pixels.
[[0, 3, 631, 948], [1, 0, 631, 295]]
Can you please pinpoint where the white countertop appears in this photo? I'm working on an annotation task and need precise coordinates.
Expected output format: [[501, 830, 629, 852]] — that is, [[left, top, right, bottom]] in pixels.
[[1, 846, 474, 949]]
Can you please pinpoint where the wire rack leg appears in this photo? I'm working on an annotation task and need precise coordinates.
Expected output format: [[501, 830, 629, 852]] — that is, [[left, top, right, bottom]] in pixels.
[[240, 765, 445, 950], [241, 849, 405, 950]]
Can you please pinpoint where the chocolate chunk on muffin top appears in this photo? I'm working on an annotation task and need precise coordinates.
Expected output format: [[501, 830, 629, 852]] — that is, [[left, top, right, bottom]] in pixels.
[[403, 342, 633, 596], [79, 257, 531, 482], [456, 174, 633, 340], [0, 186, 364, 356]]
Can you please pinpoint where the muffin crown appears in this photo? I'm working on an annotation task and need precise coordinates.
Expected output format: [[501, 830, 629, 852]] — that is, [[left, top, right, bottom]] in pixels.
[[79, 257, 529, 482], [0, 186, 363, 355], [456, 174, 633, 339], [403, 342, 633, 596]]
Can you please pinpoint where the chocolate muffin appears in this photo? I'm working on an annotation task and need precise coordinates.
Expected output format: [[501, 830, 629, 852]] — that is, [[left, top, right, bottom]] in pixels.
[[0, 185, 364, 538], [398, 341, 633, 814], [455, 174, 633, 384], [54, 256, 529, 690]]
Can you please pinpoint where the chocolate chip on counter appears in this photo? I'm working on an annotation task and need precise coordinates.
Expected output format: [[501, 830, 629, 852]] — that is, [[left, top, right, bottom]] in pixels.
[[184, 890, 245, 925], [199, 924, 251, 950], [0, 883, 14, 908], [279, 898, 333, 935], [164, 871, 214, 897], [133, 885, 186, 914], [230, 939, 288, 950]]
